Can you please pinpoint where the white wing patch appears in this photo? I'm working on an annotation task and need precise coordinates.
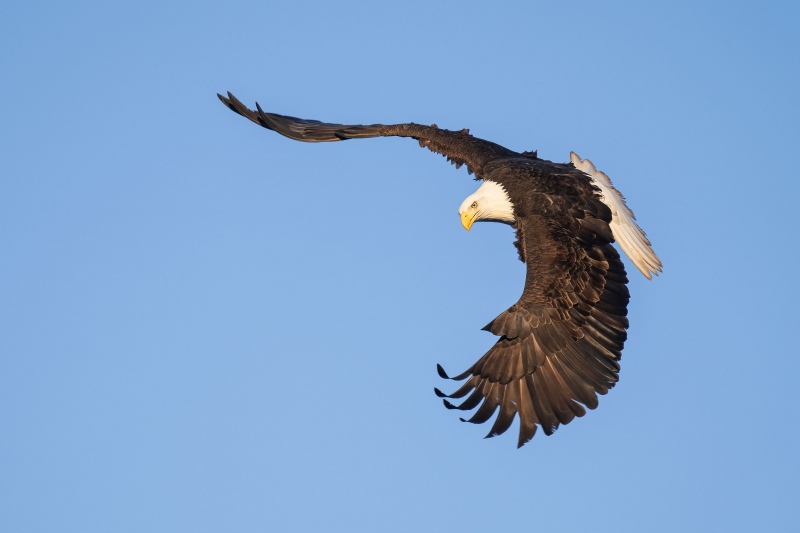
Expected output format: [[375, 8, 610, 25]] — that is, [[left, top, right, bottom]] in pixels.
[[570, 152, 662, 280]]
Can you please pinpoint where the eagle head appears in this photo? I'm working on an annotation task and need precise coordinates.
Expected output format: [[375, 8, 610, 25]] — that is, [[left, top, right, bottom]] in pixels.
[[458, 180, 515, 231]]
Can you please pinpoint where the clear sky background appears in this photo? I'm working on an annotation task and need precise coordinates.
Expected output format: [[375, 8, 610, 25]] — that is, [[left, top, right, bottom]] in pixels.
[[2, 1, 798, 531]]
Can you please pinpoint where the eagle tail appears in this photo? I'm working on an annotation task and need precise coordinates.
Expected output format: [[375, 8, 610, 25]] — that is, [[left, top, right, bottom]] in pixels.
[[570, 152, 662, 279]]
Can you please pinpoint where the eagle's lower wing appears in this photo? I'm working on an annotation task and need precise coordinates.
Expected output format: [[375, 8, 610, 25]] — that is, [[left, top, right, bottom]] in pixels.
[[437, 192, 630, 447], [218, 92, 517, 178]]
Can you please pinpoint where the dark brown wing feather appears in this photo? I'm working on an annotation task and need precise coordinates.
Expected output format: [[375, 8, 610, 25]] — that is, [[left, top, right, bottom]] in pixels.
[[437, 189, 630, 447], [217, 92, 517, 178]]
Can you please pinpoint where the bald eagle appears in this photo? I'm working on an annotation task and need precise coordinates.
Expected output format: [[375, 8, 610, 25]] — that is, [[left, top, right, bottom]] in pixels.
[[218, 92, 662, 447]]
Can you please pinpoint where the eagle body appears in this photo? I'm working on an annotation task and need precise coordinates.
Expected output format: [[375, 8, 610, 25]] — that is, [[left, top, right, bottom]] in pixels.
[[218, 92, 661, 447]]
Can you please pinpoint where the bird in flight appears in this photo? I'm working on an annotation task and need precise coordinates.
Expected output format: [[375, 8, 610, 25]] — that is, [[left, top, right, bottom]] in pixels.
[[218, 92, 661, 447]]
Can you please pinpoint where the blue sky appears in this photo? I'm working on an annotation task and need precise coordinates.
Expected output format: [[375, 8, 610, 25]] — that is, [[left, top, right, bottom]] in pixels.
[[2, 1, 798, 531]]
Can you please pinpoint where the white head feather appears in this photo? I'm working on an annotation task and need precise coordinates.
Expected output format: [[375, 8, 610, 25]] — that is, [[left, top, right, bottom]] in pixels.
[[458, 180, 515, 224]]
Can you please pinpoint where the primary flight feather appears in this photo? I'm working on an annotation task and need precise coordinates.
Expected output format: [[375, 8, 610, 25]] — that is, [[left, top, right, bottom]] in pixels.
[[218, 92, 662, 447]]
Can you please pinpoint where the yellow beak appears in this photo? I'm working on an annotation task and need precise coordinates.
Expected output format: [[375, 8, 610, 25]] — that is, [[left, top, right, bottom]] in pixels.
[[461, 211, 475, 231]]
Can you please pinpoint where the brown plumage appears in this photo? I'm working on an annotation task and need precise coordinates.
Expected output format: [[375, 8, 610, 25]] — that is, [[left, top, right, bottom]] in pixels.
[[218, 92, 651, 448]]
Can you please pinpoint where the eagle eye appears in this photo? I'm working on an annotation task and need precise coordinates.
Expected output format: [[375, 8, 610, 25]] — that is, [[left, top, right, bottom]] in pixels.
[[470, 201, 478, 209]]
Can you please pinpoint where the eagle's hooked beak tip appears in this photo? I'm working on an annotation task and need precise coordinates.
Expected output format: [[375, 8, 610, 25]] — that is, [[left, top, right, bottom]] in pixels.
[[460, 212, 474, 231]]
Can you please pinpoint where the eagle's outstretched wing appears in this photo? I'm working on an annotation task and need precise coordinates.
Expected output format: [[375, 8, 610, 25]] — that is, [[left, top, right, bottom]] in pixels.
[[218, 92, 517, 178], [437, 183, 629, 447]]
